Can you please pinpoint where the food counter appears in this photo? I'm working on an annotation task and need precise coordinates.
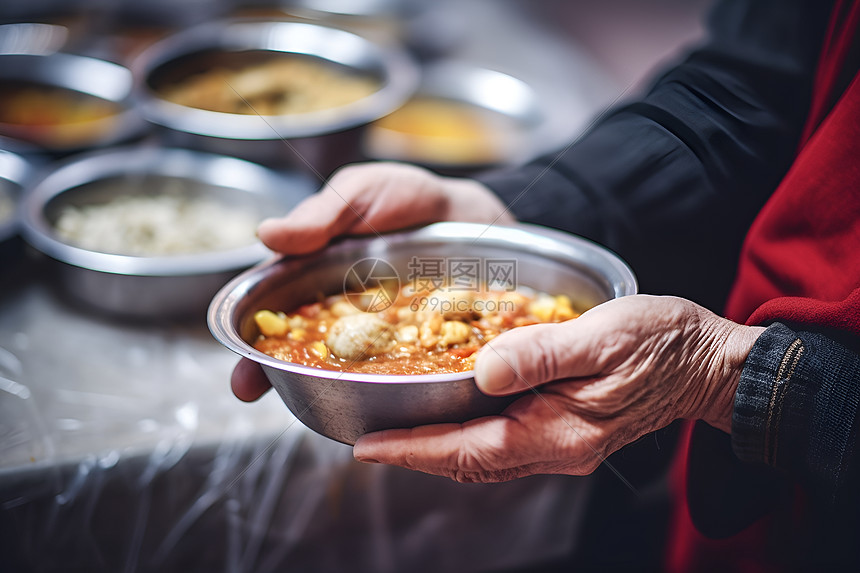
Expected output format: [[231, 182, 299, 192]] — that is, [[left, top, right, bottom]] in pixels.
[[0, 1, 618, 570]]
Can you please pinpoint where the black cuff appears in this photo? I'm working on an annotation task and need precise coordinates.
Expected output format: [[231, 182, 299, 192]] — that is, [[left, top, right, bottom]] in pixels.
[[732, 322, 860, 503]]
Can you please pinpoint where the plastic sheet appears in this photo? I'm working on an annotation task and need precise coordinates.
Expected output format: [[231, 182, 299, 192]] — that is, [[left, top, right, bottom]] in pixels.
[[0, 256, 593, 572]]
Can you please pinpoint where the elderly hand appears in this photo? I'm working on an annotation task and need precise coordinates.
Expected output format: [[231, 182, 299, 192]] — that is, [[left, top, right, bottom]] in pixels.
[[255, 161, 513, 254], [352, 295, 765, 483], [231, 161, 513, 401]]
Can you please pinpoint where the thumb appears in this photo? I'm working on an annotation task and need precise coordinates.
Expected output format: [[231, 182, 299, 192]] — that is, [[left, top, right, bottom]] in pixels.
[[257, 162, 443, 254], [474, 320, 603, 396], [257, 187, 359, 254]]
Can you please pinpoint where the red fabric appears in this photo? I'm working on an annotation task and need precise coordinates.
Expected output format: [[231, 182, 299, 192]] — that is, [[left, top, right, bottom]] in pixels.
[[667, 1, 860, 571], [665, 423, 783, 573], [726, 67, 860, 330]]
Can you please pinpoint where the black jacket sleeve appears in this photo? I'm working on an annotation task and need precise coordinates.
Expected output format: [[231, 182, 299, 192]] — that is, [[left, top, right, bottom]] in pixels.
[[478, 0, 833, 310], [733, 322, 860, 506]]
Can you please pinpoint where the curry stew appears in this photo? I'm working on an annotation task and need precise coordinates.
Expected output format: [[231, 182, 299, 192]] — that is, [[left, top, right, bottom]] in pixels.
[[252, 285, 581, 375]]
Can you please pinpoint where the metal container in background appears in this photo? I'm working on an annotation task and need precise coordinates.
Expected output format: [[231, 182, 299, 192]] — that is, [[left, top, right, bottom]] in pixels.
[[0, 149, 31, 261], [20, 146, 314, 320], [363, 60, 553, 174], [132, 19, 419, 177], [0, 52, 145, 153]]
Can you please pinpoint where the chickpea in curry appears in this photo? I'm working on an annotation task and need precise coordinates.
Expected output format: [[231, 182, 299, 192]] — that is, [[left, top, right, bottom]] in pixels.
[[252, 285, 581, 375]]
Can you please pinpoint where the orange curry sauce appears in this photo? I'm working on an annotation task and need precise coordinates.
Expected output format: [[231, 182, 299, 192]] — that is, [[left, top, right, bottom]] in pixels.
[[253, 285, 580, 375]]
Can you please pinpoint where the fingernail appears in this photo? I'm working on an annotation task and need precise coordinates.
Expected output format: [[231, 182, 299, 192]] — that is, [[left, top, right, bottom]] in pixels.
[[476, 346, 517, 394], [356, 457, 380, 464]]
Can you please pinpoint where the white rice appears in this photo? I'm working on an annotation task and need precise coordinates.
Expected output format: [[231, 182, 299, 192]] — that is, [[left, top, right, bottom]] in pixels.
[[55, 194, 259, 256]]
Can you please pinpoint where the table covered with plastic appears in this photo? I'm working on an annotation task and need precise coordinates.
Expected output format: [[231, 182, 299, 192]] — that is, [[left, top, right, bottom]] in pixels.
[[0, 257, 594, 572]]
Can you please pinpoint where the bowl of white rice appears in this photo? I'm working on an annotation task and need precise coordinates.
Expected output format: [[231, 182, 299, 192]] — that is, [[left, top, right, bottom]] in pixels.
[[20, 146, 313, 319]]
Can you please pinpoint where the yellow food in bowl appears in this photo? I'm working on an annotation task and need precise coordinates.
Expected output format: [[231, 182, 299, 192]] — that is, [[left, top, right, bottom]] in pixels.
[[158, 56, 379, 115], [253, 284, 580, 375], [366, 97, 520, 165], [0, 83, 120, 146]]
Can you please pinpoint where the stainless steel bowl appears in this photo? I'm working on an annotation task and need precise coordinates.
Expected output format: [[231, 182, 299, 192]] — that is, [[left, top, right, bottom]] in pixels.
[[0, 52, 144, 152], [208, 222, 637, 445], [20, 146, 314, 319], [289, 0, 417, 17], [363, 60, 562, 171], [0, 149, 30, 245], [132, 19, 419, 175]]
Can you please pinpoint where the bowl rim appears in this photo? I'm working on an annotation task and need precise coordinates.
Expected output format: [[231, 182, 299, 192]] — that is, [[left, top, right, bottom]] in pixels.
[[132, 18, 420, 140], [0, 149, 30, 242], [289, 0, 414, 18], [363, 60, 545, 167], [19, 145, 309, 276], [0, 52, 145, 150], [208, 221, 638, 384]]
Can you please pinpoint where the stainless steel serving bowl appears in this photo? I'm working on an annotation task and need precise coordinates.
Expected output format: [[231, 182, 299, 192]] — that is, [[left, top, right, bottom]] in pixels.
[[0, 52, 144, 152], [208, 222, 637, 445], [132, 19, 419, 175], [0, 149, 30, 246], [362, 60, 589, 174], [289, 0, 417, 17], [20, 146, 314, 319], [363, 61, 546, 171]]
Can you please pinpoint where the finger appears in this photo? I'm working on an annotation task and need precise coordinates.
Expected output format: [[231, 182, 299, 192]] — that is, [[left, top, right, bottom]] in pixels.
[[352, 397, 605, 482], [320, 162, 452, 236], [352, 397, 644, 484], [257, 189, 357, 254], [258, 163, 438, 253], [231, 358, 272, 402], [353, 418, 532, 482], [474, 317, 611, 396]]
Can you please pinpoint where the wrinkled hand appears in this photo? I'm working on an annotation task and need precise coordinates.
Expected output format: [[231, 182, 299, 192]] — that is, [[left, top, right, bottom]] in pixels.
[[256, 161, 513, 254], [231, 161, 513, 401], [352, 295, 764, 483]]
